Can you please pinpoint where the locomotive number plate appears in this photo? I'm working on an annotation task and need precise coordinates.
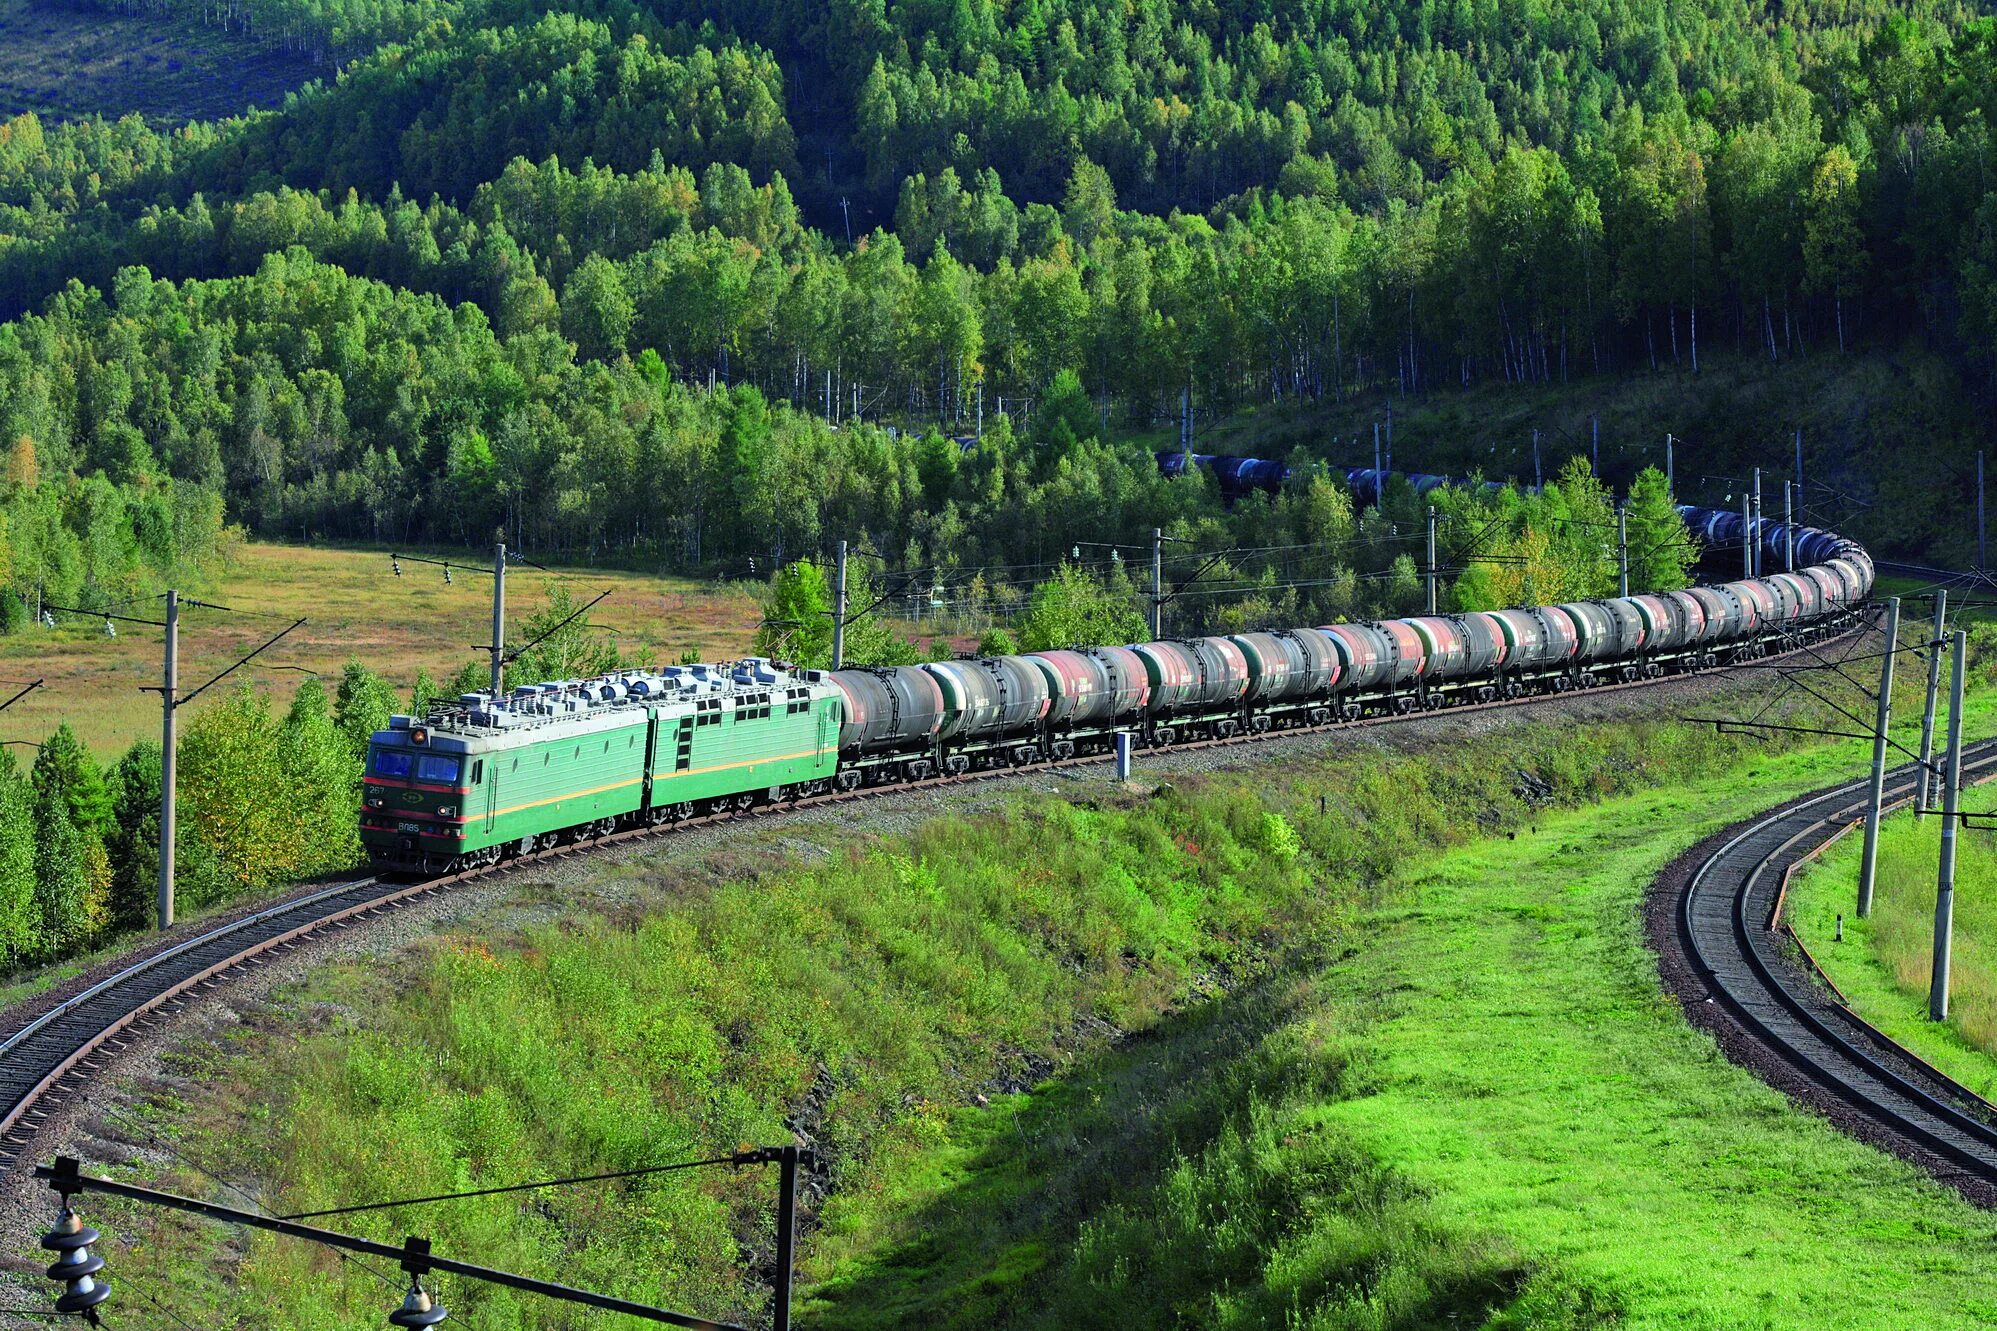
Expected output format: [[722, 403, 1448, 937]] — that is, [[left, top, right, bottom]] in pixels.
[[397, 820, 423, 834]]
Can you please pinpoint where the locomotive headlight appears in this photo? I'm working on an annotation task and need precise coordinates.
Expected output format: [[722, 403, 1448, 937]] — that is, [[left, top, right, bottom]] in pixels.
[[366, 796, 384, 809], [437, 806, 456, 819]]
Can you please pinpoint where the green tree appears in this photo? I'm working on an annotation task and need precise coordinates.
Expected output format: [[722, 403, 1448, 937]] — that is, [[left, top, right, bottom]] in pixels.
[[754, 560, 834, 668], [106, 741, 163, 932], [31, 782, 90, 957], [283, 678, 362, 875], [1062, 156, 1118, 248], [178, 687, 296, 901], [1804, 146, 1867, 352], [509, 584, 628, 684], [1016, 562, 1148, 651], [30, 721, 112, 843], [333, 659, 399, 762], [561, 254, 636, 361], [1035, 369, 1096, 458], [409, 668, 440, 715], [0, 750, 36, 967], [1624, 466, 1697, 592]]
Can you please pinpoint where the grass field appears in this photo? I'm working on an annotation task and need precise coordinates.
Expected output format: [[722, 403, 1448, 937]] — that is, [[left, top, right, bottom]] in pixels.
[[0, 541, 764, 758], [1788, 780, 1997, 1098], [0, 0, 313, 124], [63, 688, 1997, 1329]]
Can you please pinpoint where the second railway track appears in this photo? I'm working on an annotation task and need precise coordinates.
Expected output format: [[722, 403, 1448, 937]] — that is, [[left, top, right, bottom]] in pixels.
[[1667, 741, 1997, 1196]]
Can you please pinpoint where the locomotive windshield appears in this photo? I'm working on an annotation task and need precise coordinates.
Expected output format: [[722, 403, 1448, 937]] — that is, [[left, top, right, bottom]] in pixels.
[[369, 749, 413, 778], [367, 749, 461, 785]]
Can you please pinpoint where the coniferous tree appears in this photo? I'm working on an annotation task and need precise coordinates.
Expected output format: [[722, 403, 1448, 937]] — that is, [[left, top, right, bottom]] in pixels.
[[333, 660, 400, 763], [30, 782, 90, 957], [0, 750, 37, 968], [106, 741, 163, 933]]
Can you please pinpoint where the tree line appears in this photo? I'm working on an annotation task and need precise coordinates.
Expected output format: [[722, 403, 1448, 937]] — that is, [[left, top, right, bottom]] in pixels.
[[0, 472, 1694, 975]]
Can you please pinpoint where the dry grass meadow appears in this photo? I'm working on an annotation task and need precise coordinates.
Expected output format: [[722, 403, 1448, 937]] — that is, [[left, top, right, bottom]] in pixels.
[[0, 542, 764, 759]]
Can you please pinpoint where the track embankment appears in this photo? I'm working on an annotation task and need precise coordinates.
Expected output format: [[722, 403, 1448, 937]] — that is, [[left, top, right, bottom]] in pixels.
[[0, 639, 1839, 1185]]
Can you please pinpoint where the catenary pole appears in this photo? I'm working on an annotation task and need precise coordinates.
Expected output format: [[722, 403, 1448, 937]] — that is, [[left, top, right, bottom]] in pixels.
[[1372, 422, 1382, 505], [1532, 428, 1542, 490], [1916, 591, 1948, 822], [1783, 480, 1795, 572], [1932, 629, 1967, 1021], [1751, 466, 1763, 578], [490, 543, 506, 696], [772, 1146, 799, 1331], [1857, 596, 1902, 917], [157, 590, 177, 931], [1425, 506, 1438, 614], [1741, 490, 1753, 580], [1981, 450, 1988, 571], [1617, 501, 1629, 598], [1665, 432, 1674, 495], [1151, 528, 1164, 638], [831, 540, 848, 670]]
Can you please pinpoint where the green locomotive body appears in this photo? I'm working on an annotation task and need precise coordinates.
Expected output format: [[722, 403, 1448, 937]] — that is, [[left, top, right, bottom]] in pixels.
[[361, 663, 840, 875]]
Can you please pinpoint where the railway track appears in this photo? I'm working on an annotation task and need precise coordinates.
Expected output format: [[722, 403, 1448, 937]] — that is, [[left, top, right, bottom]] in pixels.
[[1672, 740, 1997, 1192], [0, 625, 1856, 1174]]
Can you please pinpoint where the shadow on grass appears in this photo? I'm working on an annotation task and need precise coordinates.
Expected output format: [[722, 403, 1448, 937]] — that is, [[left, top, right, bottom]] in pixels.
[[807, 961, 1609, 1331]]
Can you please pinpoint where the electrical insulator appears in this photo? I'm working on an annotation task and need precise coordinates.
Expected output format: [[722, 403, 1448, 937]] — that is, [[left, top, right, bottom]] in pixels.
[[389, 1280, 448, 1327], [102, 619, 116, 639], [393, 558, 404, 577], [41, 1206, 110, 1321], [444, 565, 453, 585]]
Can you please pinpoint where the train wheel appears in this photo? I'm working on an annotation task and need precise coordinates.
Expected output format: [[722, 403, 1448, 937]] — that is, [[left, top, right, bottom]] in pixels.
[[835, 770, 863, 792], [1393, 696, 1416, 715], [944, 755, 972, 776]]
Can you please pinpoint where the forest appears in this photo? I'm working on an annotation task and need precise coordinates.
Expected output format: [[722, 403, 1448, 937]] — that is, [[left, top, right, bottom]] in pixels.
[[2, 0, 1996, 610], [0, 0, 1985, 963]]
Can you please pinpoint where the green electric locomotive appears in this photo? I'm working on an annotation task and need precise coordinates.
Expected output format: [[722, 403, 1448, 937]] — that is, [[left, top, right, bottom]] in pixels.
[[360, 661, 841, 874]]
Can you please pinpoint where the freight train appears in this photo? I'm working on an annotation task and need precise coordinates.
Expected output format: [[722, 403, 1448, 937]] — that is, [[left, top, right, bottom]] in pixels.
[[360, 500, 1873, 876]]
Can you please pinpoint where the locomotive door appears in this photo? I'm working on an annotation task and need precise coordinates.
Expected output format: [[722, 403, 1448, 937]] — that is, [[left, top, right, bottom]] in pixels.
[[480, 759, 495, 834]]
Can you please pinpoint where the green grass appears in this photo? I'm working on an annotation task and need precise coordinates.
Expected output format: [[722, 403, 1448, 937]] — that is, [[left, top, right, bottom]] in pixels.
[[1787, 782, 1997, 1099], [61, 671, 1997, 1330], [0, 0, 312, 123], [806, 725, 1997, 1331]]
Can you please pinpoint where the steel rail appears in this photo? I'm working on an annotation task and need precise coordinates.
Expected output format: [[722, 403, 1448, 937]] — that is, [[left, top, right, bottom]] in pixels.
[[1677, 743, 1997, 1188], [0, 621, 1856, 1170]]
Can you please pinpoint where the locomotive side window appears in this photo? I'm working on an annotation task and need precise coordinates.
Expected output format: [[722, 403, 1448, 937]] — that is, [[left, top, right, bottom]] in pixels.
[[470, 760, 484, 784], [369, 749, 414, 778]]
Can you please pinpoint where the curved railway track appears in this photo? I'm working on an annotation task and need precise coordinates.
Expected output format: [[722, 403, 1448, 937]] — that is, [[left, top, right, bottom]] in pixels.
[[0, 628, 1865, 1174], [1668, 741, 1997, 1194]]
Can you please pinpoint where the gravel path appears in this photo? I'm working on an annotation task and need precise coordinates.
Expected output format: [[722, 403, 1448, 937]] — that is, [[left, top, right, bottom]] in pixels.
[[0, 662, 1793, 1291]]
